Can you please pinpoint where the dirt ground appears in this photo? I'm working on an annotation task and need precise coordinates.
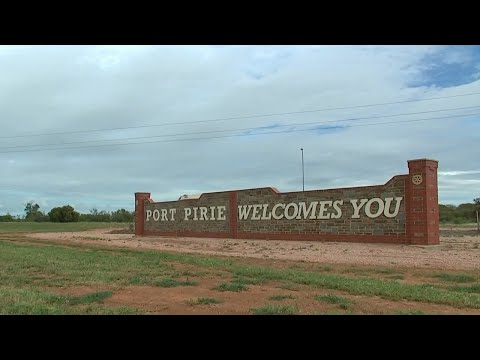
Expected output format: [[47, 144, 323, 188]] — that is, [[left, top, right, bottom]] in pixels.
[[26, 227, 480, 271], [18, 227, 479, 314]]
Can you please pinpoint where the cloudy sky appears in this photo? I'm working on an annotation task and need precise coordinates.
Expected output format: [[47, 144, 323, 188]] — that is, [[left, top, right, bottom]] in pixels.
[[0, 45, 479, 215]]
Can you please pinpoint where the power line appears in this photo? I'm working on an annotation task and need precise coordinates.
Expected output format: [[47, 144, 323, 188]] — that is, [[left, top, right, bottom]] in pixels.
[[1, 91, 480, 139], [0, 111, 477, 154], [1, 105, 479, 150]]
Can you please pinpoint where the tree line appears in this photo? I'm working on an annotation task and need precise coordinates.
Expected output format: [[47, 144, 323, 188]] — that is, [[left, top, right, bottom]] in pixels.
[[440, 198, 480, 224], [0, 202, 134, 223]]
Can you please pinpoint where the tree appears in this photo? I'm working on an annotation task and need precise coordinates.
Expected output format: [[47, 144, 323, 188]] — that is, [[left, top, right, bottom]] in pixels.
[[474, 198, 480, 232], [48, 205, 80, 223], [24, 202, 40, 220], [111, 208, 134, 223], [24, 202, 49, 222], [0, 213, 15, 222]]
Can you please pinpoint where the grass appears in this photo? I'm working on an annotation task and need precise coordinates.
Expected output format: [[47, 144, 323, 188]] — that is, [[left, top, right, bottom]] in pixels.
[[187, 297, 223, 306], [1, 237, 480, 314], [214, 282, 248, 292], [315, 294, 353, 310], [0, 222, 127, 233], [68, 291, 113, 305], [0, 288, 137, 315], [376, 268, 398, 275], [269, 294, 295, 301], [449, 284, 480, 294], [252, 304, 299, 315], [155, 278, 198, 288], [432, 273, 476, 283]]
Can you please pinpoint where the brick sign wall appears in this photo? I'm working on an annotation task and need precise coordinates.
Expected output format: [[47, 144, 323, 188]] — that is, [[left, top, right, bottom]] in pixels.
[[135, 159, 439, 245]]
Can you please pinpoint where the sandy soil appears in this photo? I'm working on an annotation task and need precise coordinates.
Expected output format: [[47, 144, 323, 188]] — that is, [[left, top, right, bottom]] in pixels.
[[25, 227, 480, 271]]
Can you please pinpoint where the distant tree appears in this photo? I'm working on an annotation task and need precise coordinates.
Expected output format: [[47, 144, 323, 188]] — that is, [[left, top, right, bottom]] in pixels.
[[48, 205, 80, 223], [24, 202, 40, 221], [0, 213, 15, 222], [475, 198, 480, 231], [111, 209, 134, 223], [24, 202, 49, 222]]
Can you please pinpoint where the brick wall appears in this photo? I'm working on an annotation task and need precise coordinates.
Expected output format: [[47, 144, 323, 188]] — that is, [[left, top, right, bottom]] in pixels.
[[135, 159, 439, 245]]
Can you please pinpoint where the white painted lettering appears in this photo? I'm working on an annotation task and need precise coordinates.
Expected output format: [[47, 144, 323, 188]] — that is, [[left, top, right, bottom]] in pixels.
[[331, 200, 343, 219], [317, 201, 332, 219], [217, 206, 226, 220], [284, 202, 299, 220], [210, 206, 216, 220], [161, 209, 168, 221], [146, 210, 152, 222], [238, 205, 253, 220], [272, 203, 285, 220], [184, 208, 192, 221], [297, 201, 318, 219], [200, 207, 208, 220], [152, 209, 160, 221], [383, 197, 403, 218], [251, 204, 263, 220], [169, 208, 176, 221], [350, 199, 368, 219], [261, 204, 272, 220], [365, 198, 384, 218], [193, 207, 199, 221]]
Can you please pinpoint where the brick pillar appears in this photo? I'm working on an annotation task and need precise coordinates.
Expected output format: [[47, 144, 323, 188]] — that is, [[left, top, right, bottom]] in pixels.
[[135, 192, 151, 236], [406, 159, 439, 245]]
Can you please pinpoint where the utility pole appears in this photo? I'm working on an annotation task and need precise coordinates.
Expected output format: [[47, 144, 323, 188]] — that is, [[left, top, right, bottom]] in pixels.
[[301, 148, 304, 192]]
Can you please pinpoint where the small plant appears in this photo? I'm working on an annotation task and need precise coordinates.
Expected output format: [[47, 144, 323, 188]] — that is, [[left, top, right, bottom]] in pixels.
[[214, 282, 248, 292], [252, 304, 299, 315], [68, 291, 113, 305], [449, 284, 480, 294], [377, 268, 398, 275], [432, 273, 475, 283], [155, 278, 198, 288], [187, 297, 223, 306], [269, 294, 295, 301], [315, 294, 352, 310]]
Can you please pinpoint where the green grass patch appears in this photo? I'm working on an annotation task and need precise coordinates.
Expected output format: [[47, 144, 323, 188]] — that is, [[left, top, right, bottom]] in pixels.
[[376, 268, 398, 275], [449, 284, 480, 294], [0, 287, 138, 315], [155, 278, 198, 288], [187, 297, 223, 306], [180, 270, 209, 278], [315, 294, 352, 309], [432, 273, 475, 283], [214, 282, 248, 292], [68, 291, 113, 305], [268, 294, 295, 301], [0, 222, 127, 233], [252, 304, 299, 315]]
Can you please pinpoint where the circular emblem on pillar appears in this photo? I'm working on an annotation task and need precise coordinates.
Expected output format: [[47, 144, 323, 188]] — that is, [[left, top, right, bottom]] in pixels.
[[412, 174, 423, 185]]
